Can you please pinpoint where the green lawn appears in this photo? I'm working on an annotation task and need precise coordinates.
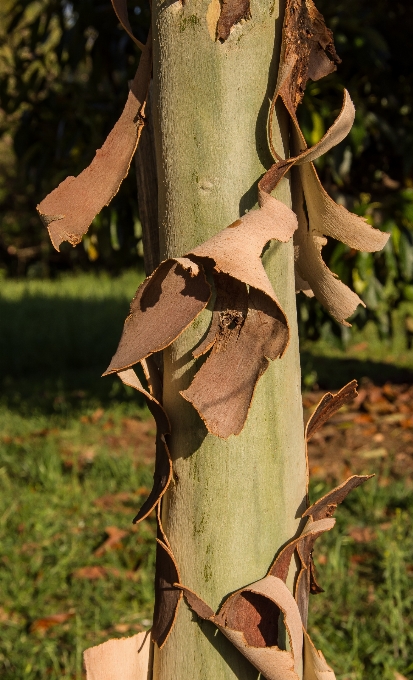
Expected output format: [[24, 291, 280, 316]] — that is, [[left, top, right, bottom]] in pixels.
[[0, 272, 412, 679]]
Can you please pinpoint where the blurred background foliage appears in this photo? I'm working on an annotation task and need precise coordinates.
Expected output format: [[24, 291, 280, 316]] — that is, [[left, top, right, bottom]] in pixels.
[[0, 0, 412, 343]]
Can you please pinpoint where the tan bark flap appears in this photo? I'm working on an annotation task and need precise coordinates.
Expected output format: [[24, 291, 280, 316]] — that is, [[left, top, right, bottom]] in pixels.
[[84, 630, 151, 680], [303, 628, 336, 680], [37, 34, 152, 250]]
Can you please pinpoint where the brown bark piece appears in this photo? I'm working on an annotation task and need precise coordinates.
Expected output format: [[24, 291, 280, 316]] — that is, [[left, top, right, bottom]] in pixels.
[[269, 518, 335, 583], [216, 0, 251, 41], [106, 189, 296, 438], [152, 538, 183, 648], [181, 286, 288, 438], [84, 630, 151, 680], [276, 0, 340, 120], [180, 576, 303, 680], [37, 37, 152, 251], [117, 367, 172, 524], [104, 259, 211, 376], [306, 380, 358, 441], [299, 161, 390, 253], [220, 591, 280, 648], [303, 475, 374, 521], [111, 0, 145, 51], [177, 585, 216, 620]]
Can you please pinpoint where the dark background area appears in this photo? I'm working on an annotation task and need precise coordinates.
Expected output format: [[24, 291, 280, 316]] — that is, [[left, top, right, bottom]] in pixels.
[[1, 0, 413, 344]]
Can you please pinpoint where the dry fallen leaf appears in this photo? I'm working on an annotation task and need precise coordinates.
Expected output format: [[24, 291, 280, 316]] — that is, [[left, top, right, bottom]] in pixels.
[[94, 526, 129, 557], [84, 630, 152, 680], [73, 566, 108, 580], [30, 611, 75, 633]]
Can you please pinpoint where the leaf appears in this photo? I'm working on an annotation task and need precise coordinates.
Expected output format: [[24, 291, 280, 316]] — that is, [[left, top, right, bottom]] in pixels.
[[216, 0, 251, 41], [84, 630, 152, 680], [72, 566, 139, 581], [72, 566, 107, 580], [111, 0, 145, 51], [94, 526, 128, 557], [104, 259, 211, 376], [37, 33, 152, 251]]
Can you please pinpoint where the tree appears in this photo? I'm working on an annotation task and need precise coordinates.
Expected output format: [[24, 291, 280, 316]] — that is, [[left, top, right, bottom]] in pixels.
[[37, 1, 388, 678]]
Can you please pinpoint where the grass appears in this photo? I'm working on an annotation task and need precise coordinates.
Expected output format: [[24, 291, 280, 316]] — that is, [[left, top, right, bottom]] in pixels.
[[0, 271, 412, 678]]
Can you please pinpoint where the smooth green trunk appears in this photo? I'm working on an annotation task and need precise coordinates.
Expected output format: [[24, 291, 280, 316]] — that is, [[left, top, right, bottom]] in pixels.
[[151, 0, 307, 677]]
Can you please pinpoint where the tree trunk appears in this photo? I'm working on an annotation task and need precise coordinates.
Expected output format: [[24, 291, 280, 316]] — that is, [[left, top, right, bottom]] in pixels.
[[151, 1, 307, 677]]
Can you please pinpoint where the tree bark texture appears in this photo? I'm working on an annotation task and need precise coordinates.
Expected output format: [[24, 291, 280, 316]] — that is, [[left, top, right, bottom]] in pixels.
[[135, 85, 160, 277], [151, 1, 307, 677]]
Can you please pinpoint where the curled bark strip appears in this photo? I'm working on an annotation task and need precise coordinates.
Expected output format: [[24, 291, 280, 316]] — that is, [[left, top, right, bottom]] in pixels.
[[178, 576, 303, 680], [292, 172, 363, 326], [303, 628, 336, 680], [117, 367, 172, 524], [264, 1, 390, 325], [104, 259, 211, 376], [269, 0, 340, 142], [37, 33, 152, 251], [299, 161, 390, 252], [181, 284, 289, 438], [152, 533, 183, 648], [269, 87, 388, 327], [303, 474, 374, 521], [111, 0, 145, 51], [106, 187, 296, 438], [269, 518, 335, 583], [216, 0, 251, 41], [84, 630, 151, 680], [306, 380, 358, 441]]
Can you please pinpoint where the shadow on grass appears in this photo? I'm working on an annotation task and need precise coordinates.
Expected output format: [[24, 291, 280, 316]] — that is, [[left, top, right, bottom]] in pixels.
[[2, 276, 413, 417], [301, 350, 413, 390]]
